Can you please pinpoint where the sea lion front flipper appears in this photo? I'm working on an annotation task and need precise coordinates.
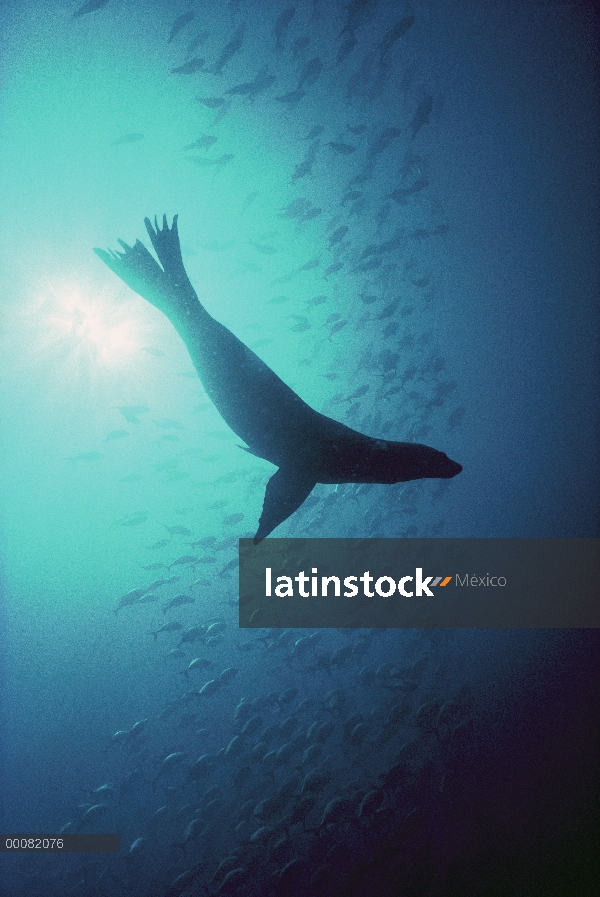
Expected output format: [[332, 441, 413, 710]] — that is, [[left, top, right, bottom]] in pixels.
[[254, 468, 316, 544]]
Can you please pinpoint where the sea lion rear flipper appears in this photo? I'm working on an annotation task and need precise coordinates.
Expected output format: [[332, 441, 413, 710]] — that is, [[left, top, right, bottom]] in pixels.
[[254, 468, 316, 544], [95, 215, 200, 323], [143, 215, 189, 284], [94, 240, 170, 314]]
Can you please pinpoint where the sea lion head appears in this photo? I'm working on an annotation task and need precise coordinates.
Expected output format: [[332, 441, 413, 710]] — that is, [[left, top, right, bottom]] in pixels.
[[370, 439, 462, 483]]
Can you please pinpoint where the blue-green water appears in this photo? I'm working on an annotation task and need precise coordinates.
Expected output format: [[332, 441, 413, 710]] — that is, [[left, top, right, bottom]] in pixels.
[[1, 1, 599, 895]]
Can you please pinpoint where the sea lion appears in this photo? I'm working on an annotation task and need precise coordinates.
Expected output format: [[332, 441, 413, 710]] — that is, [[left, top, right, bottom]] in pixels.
[[95, 216, 461, 541]]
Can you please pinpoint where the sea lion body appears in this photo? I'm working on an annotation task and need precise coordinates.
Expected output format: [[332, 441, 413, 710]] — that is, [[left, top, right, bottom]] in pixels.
[[95, 216, 461, 540]]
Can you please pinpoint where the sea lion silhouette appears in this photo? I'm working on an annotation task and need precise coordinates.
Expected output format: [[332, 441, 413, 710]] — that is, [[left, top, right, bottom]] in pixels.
[[95, 216, 461, 542]]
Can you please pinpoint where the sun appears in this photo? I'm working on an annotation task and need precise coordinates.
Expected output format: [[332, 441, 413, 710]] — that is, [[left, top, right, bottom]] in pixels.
[[37, 281, 142, 369]]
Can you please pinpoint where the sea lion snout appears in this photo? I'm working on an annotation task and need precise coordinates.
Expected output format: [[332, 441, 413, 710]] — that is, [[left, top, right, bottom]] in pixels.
[[445, 458, 463, 478]]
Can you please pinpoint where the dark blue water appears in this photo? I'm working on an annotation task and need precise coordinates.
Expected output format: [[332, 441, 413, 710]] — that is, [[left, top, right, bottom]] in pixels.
[[1, 1, 599, 895]]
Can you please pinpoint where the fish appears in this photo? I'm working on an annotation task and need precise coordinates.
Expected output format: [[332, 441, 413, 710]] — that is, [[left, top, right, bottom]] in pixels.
[[329, 226, 348, 247], [116, 404, 149, 424], [95, 216, 462, 541], [212, 153, 235, 167], [150, 622, 183, 641], [290, 316, 310, 333], [141, 346, 164, 357], [179, 625, 205, 646], [135, 592, 160, 604], [90, 783, 114, 797], [349, 159, 375, 185], [336, 34, 356, 66], [171, 58, 205, 75], [145, 578, 173, 592], [162, 594, 195, 613], [207, 22, 246, 75], [300, 206, 322, 222], [105, 429, 128, 441], [186, 31, 209, 55], [290, 155, 314, 182], [345, 384, 369, 401], [410, 95, 434, 139], [242, 191, 259, 211], [153, 418, 183, 429], [128, 837, 146, 854], [74, 802, 108, 831], [291, 35, 309, 61], [273, 7, 295, 51], [226, 66, 276, 98], [448, 406, 466, 429], [168, 12, 195, 43], [297, 57, 322, 90], [324, 261, 344, 278], [183, 134, 218, 152], [298, 257, 319, 271], [66, 451, 103, 462], [340, 189, 362, 205], [247, 238, 277, 255], [71, 0, 110, 20], [168, 555, 199, 568], [302, 125, 324, 140], [182, 658, 213, 679], [327, 319, 347, 337], [163, 866, 204, 897], [342, 0, 378, 36], [367, 126, 401, 158], [346, 49, 376, 98], [328, 142, 356, 155], [378, 16, 415, 62], [198, 678, 222, 696], [391, 176, 429, 204], [276, 88, 306, 107], [278, 197, 313, 219], [195, 97, 228, 108], [152, 751, 187, 791], [114, 588, 147, 614]]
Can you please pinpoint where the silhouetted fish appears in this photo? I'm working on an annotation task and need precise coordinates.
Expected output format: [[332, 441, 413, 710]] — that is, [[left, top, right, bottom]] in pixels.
[[183, 134, 217, 152], [171, 58, 205, 75], [297, 57, 322, 90], [273, 7, 295, 51], [378, 16, 415, 62], [208, 22, 246, 74], [168, 11, 195, 43], [71, 0, 110, 20], [195, 97, 228, 108], [410, 95, 434, 139]]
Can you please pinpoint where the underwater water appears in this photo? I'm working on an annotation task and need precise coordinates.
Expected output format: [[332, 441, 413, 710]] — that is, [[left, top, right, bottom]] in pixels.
[[0, 0, 599, 894]]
